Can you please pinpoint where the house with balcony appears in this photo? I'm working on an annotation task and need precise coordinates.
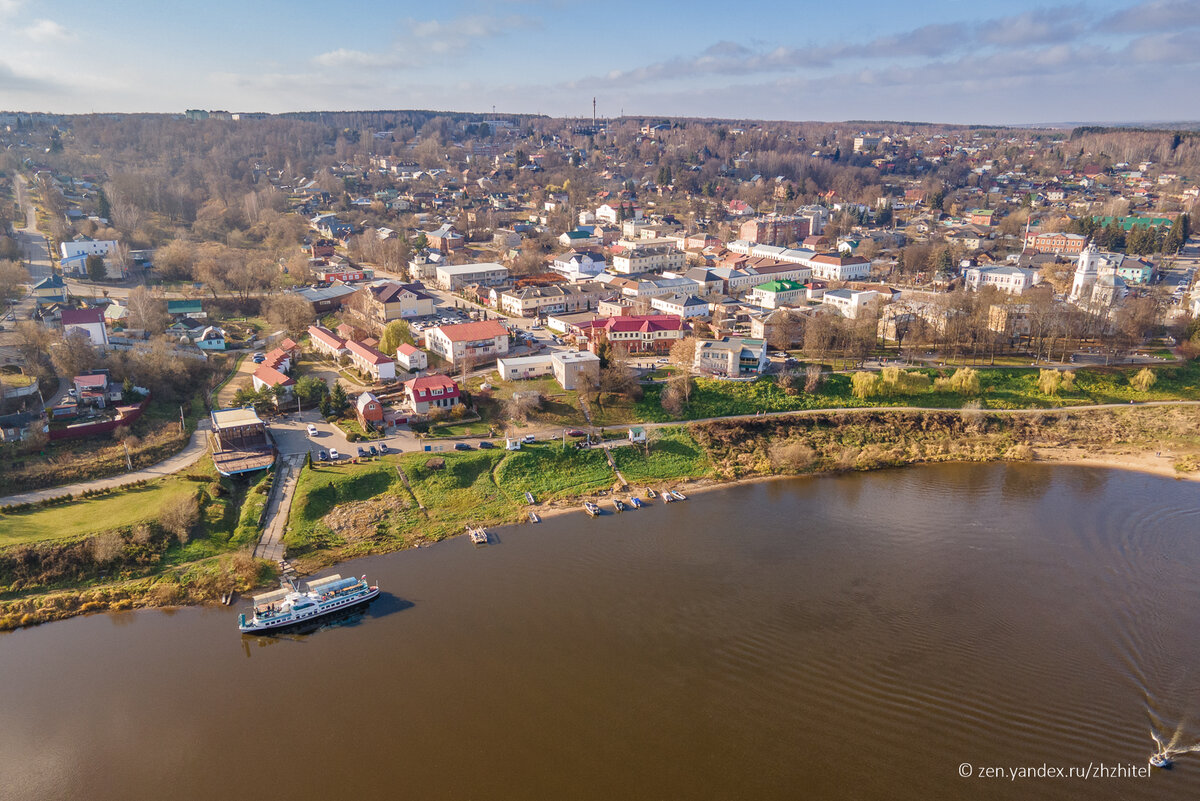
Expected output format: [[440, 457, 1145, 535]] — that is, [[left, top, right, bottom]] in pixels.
[[693, 337, 768, 376], [404, 374, 461, 414]]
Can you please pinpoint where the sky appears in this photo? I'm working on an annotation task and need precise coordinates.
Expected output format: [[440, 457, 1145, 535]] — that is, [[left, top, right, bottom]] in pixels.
[[0, 0, 1198, 125]]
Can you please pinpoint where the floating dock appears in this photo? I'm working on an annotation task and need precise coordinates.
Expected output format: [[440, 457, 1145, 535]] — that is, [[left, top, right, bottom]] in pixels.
[[466, 525, 488, 545]]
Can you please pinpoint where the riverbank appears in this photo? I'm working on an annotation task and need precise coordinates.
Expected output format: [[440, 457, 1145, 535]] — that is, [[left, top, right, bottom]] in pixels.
[[4, 404, 1200, 631]]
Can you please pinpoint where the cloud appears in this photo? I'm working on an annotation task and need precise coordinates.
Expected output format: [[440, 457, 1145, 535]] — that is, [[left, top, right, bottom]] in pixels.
[[1122, 29, 1200, 62], [0, 0, 23, 19], [1097, 0, 1200, 33], [23, 19, 75, 43], [0, 60, 59, 93], [312, 13, 535, 71], [978, 6, 1088, 45]]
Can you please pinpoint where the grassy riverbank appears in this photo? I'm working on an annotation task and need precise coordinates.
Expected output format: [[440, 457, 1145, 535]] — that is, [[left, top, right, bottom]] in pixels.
[[6, 403, 1200, 631]]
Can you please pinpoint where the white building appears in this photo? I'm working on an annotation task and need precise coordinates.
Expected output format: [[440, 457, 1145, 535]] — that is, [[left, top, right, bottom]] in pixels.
[[822, 288, 882, 319], [551, 250, 607, 281], [497, 354, 554, 382], [1070, 244, 1128, 308], [60, 307, 110, 350], [425, 320, 509, 366], [611, 239, 686, 275], [693, 337, 769, 376], [649, 293, 710, 319], [964, 265, 1037, 295], [61, 240, 118, 260], [395, 343, 428, 372], [345, 340, 396, 381], [434, 261, 510, 290]]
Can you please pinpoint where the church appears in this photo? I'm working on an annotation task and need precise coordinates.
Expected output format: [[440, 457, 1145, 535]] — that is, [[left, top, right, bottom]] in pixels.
[[1069, 244, 1128, 308]]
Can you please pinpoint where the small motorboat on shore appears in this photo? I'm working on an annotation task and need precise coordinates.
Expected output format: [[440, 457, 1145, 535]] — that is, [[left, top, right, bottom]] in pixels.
[[646, 488, 658, 499], [662, 489, 675, 503], [670, 490, 687, 501], [529, 511, 540, 523], [584, 501, 601, 517], [525, 491, 536, 504], [613, 498, 626, 513], [629, 496, 644, 509]]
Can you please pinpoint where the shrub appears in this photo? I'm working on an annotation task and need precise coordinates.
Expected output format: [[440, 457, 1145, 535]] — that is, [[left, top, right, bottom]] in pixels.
[[159, 494, 200, 545], [1131, 367, 1157, 393], [207, 482, 224, 499], [1038, 369, 1063, 395]]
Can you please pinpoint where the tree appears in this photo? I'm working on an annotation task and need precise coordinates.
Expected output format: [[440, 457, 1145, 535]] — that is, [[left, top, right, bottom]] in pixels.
[[0, 259, 30, 305], [86, 254, 106, 281], [804, 364, 823, 393], [263, 292, 315, 334], [50, 329, 100, 382], [379, 320, 414, 355], [126, 286, 168, 333], [1038, 369, 1063, 396], [503, 392, 543, 422], [295, 375, 329, 407], [330, 381, 349, 413]]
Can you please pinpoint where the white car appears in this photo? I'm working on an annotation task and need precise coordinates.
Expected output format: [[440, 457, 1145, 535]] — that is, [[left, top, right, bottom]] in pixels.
[[307, 424, 318, 436], [329, 448, 340, 460]]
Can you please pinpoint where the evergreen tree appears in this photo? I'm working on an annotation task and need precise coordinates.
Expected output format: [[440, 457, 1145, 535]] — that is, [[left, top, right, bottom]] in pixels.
[[330, 381, 348, 413], [1165, 216, 1186, 253], [318, 394, 332, 418], [86, 254, 106, 281]]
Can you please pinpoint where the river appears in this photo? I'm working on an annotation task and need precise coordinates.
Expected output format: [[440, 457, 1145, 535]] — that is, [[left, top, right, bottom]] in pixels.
[[2, 463, 1200, 800]]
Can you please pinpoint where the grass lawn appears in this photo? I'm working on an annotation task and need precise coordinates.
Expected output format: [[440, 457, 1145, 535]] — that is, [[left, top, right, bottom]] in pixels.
[[492, 443, 616, 500], [0, 479, 199, 546], [611, 427, 714, 484], [634, 362, 1200, 422], [397, 450, 519, 536], [285, 460, 401, 552]]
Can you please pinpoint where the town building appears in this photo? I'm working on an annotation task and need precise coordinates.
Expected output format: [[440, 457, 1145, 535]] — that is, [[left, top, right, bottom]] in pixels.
[[498, 282, 608, 318], [60, 307, 110, 350], [251, 364, 294, 398], [1070, 244, 1128, 307], [551, 250, 607, 281], [738, 215, 809, 246], [404, 374, 461, 414], [394, 343, 428, 372], [345, 340, 397, 382], [807, 253, 871, 281], [355, 392, 385, 429], [748, 279, 807, 309], [362, 282, 435, 322], [551, 350, 601, 391], [426, 223, 464, 252], [424, 320, 509, 366], [497, 354, 555, 382], [610, 239, 686, 275], [574, 314, 687, 354], [434, 262, 509, 291], [822, 288, 882, 319], [296, 284, 358, 314], [649, 294, 710, 319], [693, 337, 769, 376], [1024, 231, 1088, 255], [964, 265, 1037, 295], [307, 325, 348, 359]]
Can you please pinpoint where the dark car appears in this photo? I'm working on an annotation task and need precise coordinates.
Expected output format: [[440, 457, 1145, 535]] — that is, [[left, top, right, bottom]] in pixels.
[[378, 443, 389, 453], [478, 441, 493, 449], [368, 445, 379, 456], [317, 449, 329, 461], [357, 446, 367, 457], [565, 429, 586, 437], [454, 442, 473, 451]]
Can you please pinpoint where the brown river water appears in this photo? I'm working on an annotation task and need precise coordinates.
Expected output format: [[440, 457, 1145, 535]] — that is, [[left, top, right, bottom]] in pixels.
[[3, 463, 1200, 800]]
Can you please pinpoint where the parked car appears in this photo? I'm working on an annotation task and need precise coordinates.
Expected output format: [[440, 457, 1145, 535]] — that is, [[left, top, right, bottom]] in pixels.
[[454, 442, 472, 451], [329, 448, 340, 460], [317, 449, 329, 461], [378, 443, 389, 453], [522, 434, 536, 444], [368, 445, 379, 456], [357, 446, 367, 457], [565, 429, 586, 437], [252, 353, 265, 363], [307, 424, 318, 436], [478, 441, 493, 449]]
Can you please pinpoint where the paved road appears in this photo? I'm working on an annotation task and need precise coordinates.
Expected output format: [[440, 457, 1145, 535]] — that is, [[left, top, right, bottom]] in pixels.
[[0, 420, 212, 507], [253, 453, 304, 563]]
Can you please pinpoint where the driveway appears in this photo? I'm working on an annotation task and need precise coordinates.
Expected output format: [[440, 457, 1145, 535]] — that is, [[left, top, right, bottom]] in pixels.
[[216, 354, 257, 408], [268, 409, 422, 461]]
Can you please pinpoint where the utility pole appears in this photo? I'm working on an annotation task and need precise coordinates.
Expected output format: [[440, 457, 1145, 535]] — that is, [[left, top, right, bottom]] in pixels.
[[179, 404, 185, 435]]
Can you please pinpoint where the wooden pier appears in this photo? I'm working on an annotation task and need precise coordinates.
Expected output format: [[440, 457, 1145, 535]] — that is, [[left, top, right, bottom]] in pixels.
[[466, 525, 489, 545]]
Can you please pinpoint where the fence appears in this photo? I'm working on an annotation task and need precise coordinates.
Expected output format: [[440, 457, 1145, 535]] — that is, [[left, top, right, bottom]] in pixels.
[[47, 396, 150, 442]]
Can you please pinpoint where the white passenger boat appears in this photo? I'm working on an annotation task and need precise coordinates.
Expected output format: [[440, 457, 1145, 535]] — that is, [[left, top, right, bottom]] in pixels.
[[238, 574, 379, 633]]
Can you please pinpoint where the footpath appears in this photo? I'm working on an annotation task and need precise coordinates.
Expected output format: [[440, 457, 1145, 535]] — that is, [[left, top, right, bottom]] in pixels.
[[0, 420, 211, 507]]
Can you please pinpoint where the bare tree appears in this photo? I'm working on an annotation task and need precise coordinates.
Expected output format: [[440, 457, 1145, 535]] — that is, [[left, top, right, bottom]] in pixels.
[[0, 259, 30, 305], [126, 286, 168, 333], [263, 293, 316, 335]]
